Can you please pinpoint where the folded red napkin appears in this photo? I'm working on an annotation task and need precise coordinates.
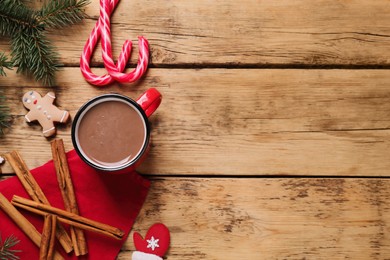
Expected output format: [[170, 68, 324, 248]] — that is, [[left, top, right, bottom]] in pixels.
[[0, 149, 150, 259]]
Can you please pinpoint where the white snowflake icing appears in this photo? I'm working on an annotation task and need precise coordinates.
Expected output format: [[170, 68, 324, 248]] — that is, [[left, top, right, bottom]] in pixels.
[[146, 236, 160, 251], [0, 156, 4, 164]]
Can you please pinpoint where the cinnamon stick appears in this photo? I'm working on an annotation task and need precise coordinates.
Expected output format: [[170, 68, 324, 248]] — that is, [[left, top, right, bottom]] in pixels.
[[12, 195, 124, 240], [51, 139, 88, 256], [0, 193, 64, 260], [40, 214, 57, 260], [4, 151, 73, 253]]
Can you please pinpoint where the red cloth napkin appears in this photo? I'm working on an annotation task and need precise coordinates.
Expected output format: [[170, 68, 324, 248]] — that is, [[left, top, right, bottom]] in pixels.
[[0, 149, 150, 259]]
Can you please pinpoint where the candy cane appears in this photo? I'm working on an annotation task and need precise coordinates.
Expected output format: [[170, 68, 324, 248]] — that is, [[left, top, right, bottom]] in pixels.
[[100, 0, 149, 83], [80, 0, 149, 86], [80, 0, 118, 86]]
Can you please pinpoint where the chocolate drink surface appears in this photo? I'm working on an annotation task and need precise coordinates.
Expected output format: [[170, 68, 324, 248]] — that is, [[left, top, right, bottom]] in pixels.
[[77, 100, 146, 168]]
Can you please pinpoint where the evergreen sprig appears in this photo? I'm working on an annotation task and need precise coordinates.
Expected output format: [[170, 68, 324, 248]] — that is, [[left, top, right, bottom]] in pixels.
[[0, 53, 12, 135], [0, 53, 13, 76], [0, 0, 89, 85], [40, 0, 90, 28], [0, 0, 40, 37], [11, 27, 59, 85], [0, 89, 11, 135], [0, 234, 21, 260]]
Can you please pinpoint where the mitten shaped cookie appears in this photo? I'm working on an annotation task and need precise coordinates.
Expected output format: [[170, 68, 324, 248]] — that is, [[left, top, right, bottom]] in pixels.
[[132, 223, 170, 260], [22, 90, 70, 137]]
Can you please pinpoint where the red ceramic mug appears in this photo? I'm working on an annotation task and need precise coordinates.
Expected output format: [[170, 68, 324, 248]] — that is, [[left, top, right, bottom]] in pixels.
[[71, 88, 161, 173]]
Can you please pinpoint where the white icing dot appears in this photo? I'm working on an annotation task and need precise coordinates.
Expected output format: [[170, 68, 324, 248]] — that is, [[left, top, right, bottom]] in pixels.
[[37, 105, 42, 110], [44, 110, 47, 115], [27, 99, 31, 104], [47, 115, 52, 120], [0, 156, 4, 164]]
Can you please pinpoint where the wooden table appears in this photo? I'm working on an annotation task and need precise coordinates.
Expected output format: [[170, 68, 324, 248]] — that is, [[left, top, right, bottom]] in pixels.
[[1, 1, 390, 258]]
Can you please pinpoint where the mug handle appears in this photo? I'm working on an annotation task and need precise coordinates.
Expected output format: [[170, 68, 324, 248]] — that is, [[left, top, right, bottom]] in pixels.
[[136, 88, 162, 118]]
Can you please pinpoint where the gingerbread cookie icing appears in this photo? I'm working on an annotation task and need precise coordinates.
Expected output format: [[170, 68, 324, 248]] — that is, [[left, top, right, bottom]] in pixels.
[[22, 90, 69, 137]]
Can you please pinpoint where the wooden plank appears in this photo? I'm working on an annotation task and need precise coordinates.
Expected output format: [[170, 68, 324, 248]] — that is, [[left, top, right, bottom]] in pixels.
[[0, 68, 389, 176], [116, 177, 390, 259], [1, 175, 388, 258], [1, 1, 390, 66]]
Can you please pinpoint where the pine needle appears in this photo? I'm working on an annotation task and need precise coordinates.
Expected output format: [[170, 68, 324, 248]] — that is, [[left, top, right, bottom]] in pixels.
[[39, 0, 90, 28], [0, 53, 13, 77], [0, 0, 89, 85], [0, 90, 11, 136], [0, 0, 40, 37], [0, 234, 21, 260], [11, 27, 59, 86], [0, 54, 12, 135]]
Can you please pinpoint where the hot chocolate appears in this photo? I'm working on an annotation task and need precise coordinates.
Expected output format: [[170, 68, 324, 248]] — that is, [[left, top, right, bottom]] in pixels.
[[76, 100, 146, 168]]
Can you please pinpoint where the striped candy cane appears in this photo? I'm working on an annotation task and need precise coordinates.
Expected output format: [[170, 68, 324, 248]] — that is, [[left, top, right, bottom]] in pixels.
[[80, 0, 120, 86], [80, 0, 149, 86], [100, 0, 149, 83]]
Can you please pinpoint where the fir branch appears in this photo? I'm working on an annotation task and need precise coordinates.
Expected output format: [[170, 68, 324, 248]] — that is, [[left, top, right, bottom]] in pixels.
[[0, 234, 20, 260], [0, 0, 41, 37], [39, 0, 90, 28], [0, 53, 13, 76], [0, 0, 89, 85], [0, 90, 11, 135], [11, 27, 59, 86]]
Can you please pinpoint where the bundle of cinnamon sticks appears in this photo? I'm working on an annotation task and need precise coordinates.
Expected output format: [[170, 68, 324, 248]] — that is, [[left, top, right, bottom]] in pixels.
[[0, 139, 124, 260]]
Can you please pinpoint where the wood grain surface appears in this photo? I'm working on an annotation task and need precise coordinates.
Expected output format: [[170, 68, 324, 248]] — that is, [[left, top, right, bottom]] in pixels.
[[0, 69, 389, 176], [0, 0, 389, 259], [118, 177, 390, 259], [1, 0, 390, 66]]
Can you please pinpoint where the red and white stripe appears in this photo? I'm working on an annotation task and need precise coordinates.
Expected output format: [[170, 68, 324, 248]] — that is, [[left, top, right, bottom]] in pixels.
[[80, 0, 149, 86]]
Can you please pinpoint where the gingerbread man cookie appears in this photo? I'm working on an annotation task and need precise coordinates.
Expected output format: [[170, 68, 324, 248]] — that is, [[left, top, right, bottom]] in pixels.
[[22, 90, 70, 137]]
